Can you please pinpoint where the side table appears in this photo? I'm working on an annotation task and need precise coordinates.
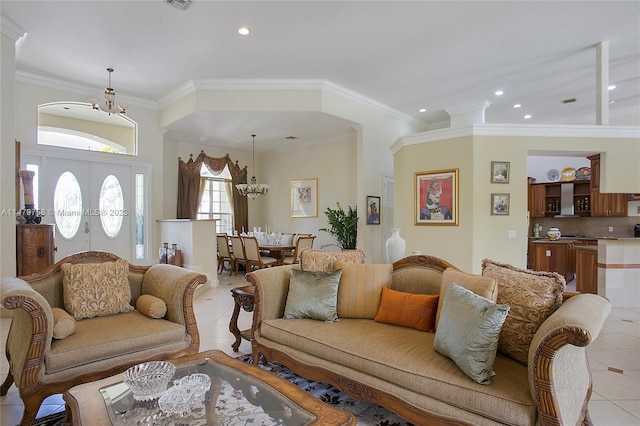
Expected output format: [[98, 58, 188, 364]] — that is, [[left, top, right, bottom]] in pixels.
[[229, 285, 255, 352]]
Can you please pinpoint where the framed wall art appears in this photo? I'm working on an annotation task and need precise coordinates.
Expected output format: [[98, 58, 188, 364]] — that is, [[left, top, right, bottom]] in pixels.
[[491, 161, 510, 183], [366, 195, 381, 225], [491, 193, 510, 215], [415, 169, 459, 225], [290, 178, 318, 217]]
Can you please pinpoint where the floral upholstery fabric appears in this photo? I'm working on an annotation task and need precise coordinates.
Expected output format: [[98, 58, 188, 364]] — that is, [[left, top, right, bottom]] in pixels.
[[62, 259, 134, 320], [481, 258, 565, 365], [299, 249, 365, 272]]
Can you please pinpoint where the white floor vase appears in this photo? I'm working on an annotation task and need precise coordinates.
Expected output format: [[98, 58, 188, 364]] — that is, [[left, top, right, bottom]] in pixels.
[[385, 228, 406, 264]]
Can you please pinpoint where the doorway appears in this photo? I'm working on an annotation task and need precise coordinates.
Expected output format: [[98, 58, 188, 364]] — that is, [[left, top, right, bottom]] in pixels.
[[23, 152, 149, 262]]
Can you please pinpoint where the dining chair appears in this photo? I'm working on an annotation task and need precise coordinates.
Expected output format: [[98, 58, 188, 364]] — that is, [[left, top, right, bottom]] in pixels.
[[228, 235, 247, 276], [216, 234, 235, 274], [242, 236, 279, 271], [282, 235, 316, 265]]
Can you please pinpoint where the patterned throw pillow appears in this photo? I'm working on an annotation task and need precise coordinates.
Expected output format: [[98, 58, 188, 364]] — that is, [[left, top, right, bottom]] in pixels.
[[481, 258, 566, 365], [62, 259, 134, 320], [335, 261, 392, 319], [374, 287, 439, 332], [299, 249, 365, 272]]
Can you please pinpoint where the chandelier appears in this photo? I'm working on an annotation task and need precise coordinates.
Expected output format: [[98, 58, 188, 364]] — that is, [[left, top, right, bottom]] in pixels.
[[236, 134, 270, 199], [89, 68, 127, 115]]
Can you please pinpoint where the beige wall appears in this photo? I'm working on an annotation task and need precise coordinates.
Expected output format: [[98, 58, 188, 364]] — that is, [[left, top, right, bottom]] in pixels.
[[394, 125, 640, 274], [1, 33, 17, 279], [171, 135, 357, 252]]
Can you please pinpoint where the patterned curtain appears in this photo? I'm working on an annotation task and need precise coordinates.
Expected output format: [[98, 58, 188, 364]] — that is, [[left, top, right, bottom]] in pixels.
[[177, 152, 248, 232]]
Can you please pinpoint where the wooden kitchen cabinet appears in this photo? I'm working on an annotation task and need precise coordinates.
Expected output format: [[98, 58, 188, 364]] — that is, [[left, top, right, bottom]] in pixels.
[[530, 241, 575, 282], [588, 154, 628, 217], [575, 246, 598, 294], [17, 224, 55, 276], [529, 182, 546, 218]]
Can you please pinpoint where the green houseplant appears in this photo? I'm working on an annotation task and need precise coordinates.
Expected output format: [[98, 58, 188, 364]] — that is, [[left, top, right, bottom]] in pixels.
[[319, 202, 358, 249]]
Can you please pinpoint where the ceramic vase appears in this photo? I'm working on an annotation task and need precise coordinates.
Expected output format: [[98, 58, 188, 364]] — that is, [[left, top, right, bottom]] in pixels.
[[385, 228, 406, 264], [547, 227, 561, 241]]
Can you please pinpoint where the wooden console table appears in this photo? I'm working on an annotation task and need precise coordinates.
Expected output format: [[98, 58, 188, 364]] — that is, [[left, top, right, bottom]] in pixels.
[[229, 285, 255, 352]]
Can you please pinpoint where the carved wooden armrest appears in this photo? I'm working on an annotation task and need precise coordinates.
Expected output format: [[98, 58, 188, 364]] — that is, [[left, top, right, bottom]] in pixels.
[[529, 294, 611, 425], [1, 277, 54, 391]]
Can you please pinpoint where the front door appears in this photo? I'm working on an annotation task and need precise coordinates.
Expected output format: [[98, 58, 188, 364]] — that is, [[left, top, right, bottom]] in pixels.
[[28, 154, 144, 262]]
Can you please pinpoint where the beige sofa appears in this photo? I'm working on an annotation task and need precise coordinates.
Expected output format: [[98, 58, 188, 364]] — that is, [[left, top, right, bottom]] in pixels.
[[247, 255, 611, 426], [1, 251, 207, 426]]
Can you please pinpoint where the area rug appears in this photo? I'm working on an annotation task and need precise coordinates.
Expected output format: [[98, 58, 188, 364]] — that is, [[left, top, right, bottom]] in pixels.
[[30, 358, 413, 426], [237, 354, 413, 426]]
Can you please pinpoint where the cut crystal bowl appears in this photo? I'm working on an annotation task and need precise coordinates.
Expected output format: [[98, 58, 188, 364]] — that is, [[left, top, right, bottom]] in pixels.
[[123, 361, 176, 401]]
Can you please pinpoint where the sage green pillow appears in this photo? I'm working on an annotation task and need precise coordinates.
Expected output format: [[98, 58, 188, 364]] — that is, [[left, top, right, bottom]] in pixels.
[[283, 269, 343, 321], [434, 283, 510, 384]]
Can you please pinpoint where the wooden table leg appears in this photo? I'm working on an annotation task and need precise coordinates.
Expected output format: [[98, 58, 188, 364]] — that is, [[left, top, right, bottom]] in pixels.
[[229, 286, 255, 352]]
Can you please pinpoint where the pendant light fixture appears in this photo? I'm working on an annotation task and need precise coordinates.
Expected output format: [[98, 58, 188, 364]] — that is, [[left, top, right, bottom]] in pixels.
[[236, 134, 270, 199], [89, 68, 127, 115]]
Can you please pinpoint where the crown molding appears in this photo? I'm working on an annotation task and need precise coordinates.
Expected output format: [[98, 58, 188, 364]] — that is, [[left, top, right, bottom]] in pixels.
[[15, 70, 158, 110], [158, 78, 426, 128], [1, 14, 25, 40], [391, 123, 640, 154]]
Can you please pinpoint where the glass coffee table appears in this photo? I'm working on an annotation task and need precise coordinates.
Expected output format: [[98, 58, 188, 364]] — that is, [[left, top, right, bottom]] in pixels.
[[64, 350, 354, 425]]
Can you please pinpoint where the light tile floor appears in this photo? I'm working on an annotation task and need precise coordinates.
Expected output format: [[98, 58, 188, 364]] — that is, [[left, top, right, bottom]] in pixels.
[[1, 272, 638, 425]]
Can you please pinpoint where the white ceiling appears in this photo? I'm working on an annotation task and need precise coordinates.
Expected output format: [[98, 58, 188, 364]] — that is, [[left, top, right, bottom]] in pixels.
[[2, 1, 639, 152]]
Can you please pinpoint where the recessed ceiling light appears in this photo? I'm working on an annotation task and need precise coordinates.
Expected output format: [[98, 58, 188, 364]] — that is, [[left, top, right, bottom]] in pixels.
[[609, 100, 616, 104], [524, 114, 532, 119], [418, 108, 426, 113], [494, 90, 504, 96], [608, 84, 616, 90], [238, 27, 250, 35], [513, 103, 522, 109]]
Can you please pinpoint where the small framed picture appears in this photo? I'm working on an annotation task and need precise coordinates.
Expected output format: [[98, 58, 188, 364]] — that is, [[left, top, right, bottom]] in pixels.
[[366, 195, 381, 225], [290, 178, 318, 217], [491, 193, 510, 215], [491, 161, 510, 183]]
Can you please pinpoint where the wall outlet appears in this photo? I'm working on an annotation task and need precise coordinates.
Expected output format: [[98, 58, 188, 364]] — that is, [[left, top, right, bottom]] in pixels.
[[546, 250, 551, 257], [609, 226, 614, 232], [508, 230, 516, 239]]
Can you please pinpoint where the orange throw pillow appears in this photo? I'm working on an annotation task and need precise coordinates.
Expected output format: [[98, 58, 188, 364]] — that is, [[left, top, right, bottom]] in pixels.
[[374, 287, 439, 332]]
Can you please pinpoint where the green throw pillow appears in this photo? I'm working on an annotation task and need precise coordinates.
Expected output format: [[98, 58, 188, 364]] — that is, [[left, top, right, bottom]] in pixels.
[[283, 269, 343, 321], [434, 283, 510, 384]]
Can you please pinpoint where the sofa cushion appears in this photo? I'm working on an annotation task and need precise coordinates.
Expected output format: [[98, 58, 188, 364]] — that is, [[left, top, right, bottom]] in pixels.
[[52, 307, 76, 339], [300, 249, 365, 272], [434, 283, 509, 384], [136, 294, 167, 319], [46, 310, 187, 374], [374, 287, 439, 332], [259, 318, 535, 425], [334, 261, 392, 319], [436, 267, 497, 328], [283, 269, 342, 321], [482, 258, 565, 365], [62, 259, 134, 320]]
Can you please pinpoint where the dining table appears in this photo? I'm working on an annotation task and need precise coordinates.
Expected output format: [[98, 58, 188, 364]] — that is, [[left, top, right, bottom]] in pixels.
[[259, 243, 295, 264]]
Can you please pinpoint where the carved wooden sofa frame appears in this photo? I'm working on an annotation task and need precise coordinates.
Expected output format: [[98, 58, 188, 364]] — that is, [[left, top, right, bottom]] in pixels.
[[1, 251, 207, 425]]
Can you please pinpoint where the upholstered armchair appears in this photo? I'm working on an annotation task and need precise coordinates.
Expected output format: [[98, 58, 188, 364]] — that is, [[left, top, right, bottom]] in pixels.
[[1, 251, 207, 426]]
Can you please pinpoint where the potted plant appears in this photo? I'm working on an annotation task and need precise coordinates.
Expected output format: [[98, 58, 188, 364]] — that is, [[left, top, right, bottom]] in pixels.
[[319, 202, 358, 249]]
